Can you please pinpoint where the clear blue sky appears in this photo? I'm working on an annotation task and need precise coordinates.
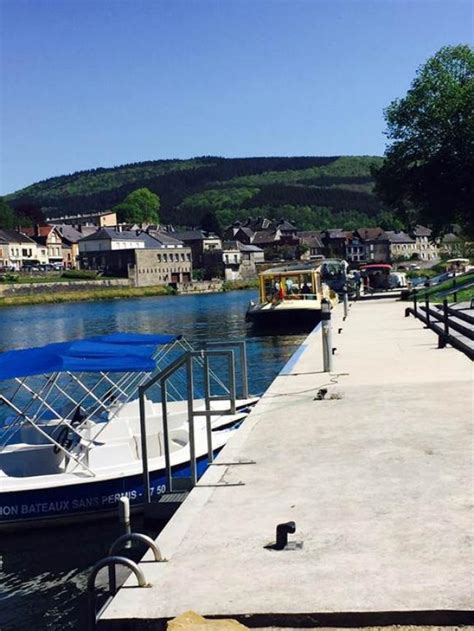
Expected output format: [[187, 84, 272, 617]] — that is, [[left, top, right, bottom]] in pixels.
[[0, 0, 472, 194]]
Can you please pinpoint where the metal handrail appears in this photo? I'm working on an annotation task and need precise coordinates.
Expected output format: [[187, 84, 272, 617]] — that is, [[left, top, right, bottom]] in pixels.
[[138, 348, 238, 502], [87, 555, 148, 631], [202, 340, 248, 399], [109, 532, 164, 561]]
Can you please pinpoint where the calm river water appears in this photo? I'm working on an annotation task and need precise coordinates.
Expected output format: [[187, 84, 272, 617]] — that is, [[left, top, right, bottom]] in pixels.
[[0, 290, 306, 631]]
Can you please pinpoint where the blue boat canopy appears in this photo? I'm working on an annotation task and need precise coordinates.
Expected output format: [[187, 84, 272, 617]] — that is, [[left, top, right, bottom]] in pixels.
[[0, 333, 179, 380]]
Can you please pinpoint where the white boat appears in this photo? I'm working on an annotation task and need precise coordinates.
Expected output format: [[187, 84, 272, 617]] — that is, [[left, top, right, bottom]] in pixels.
[[0, 333, 256, 531], [246, 261, 339, 327]]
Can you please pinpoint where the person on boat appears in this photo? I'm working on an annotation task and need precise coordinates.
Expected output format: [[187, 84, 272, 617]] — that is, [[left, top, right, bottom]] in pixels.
[[301, 283, 311, 299]]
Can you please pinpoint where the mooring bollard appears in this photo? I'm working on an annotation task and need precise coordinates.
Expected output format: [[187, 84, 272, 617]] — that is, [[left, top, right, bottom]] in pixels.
[[321, 298, 333, 372], [343, 284, 349, 320], [118, 497, 131, 547]]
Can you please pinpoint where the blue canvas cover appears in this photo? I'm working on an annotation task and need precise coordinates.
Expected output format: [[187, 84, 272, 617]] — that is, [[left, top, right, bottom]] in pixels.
[[0, 333, 177, 380]]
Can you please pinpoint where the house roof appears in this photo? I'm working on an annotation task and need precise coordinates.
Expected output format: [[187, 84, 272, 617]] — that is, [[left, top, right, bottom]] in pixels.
[[146, 230, 185, 247], [78, 228, 142, 243], [252, 230, 279, 244], [297, 231, 324, 248], [326, 229, 348, 239], [54, 224, 83, 244], [354, 227, 385, 241], [21, 225, 54, 238], [0, 229, 37, 244], [237, 242, 263, 253], [412, 225, 432, 237], [442, 233, 460, 243], [383, 230, 415, 244], [275, 219, 297, 232], [172, 230, 209, 241]]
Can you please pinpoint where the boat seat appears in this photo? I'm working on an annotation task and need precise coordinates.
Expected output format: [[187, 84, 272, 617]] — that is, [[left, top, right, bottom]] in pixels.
[[0, 443, 64, 477], [134, 431, 163, 459], [87, 441, 138, 469]]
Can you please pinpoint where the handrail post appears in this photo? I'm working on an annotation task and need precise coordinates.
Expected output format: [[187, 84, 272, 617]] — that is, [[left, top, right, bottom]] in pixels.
[[424, 281, 430, 327], [443, 298, 449, 337], [413, 288, 418, 317], [138, 386, 150, 505], [186, 354, 197, 487], [203, 353, 213, 463], [240, 342, 249, 399], [452, 273, 458, 302], [161, 381, 172, 492], [228, 349, 236, 415]]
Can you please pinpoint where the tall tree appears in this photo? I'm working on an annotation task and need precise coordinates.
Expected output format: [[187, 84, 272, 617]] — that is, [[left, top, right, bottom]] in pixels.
[[200, 211, 222, 235], [114, 188, 160, 224], [373, 45, 474, 236], [0, 198, 17, 229]]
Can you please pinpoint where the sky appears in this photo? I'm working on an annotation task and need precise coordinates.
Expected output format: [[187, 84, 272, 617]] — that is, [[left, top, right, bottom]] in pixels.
[[0, 0, 472, 194]]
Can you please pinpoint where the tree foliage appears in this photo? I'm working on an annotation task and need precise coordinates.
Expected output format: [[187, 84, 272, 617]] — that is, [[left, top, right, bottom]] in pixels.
[[0, 197, 16, 229], [374, 44, 474, 236], [114, 188, 160, 224]]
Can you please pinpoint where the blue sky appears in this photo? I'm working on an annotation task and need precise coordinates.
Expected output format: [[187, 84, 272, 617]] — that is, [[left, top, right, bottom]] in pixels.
[[0, 0, 472, 194]]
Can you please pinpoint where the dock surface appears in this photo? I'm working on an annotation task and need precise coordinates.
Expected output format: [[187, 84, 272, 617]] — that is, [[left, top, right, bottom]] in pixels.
[[100, 299, 473, 629]]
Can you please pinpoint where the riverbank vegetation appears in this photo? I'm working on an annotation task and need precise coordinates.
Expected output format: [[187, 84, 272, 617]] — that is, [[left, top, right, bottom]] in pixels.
[[222, 279, 259, 291], [0, 285, 175, 307]]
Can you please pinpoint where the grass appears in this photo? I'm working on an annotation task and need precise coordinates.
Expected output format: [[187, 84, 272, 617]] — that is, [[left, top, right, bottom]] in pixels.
[[411, 272, 474, 301], [0, 285, 175, 307], [222, 278, 259, 291]]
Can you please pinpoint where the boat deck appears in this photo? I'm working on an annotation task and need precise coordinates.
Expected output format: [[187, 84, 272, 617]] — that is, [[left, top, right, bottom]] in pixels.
[[99, 299, 473, 629]]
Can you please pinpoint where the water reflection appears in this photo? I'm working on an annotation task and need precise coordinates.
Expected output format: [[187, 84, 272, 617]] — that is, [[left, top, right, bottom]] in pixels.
[[0, 290, 308, 630]]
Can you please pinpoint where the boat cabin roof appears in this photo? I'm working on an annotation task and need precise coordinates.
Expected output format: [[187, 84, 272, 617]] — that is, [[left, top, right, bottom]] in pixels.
[[259, 262, 322, 277]]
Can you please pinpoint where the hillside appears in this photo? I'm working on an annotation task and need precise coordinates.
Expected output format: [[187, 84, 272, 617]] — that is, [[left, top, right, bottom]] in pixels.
[[8, 155, 397, 231]]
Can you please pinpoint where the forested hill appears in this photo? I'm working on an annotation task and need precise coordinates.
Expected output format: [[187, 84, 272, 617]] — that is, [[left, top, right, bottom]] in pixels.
[[8, 155, 398, 231]]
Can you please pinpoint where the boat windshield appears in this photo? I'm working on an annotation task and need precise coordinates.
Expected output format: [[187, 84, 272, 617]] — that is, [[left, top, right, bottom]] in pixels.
[[261, 272, 318, 302]]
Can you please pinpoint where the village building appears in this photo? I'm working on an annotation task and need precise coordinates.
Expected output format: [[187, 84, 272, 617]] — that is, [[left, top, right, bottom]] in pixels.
[[21, 225, 65, 268], [296, 231, 325, 260], [45, 211, 117, 228], [78, 227, 192, 287], [411, 225, 438, 260], [170, 230, 222, 268], [0, 229, 44, 270], [53, 224, 83, 268], [383, 230, 417, 261]]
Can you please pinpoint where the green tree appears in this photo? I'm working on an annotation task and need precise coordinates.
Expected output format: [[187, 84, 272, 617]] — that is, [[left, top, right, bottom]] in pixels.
[[114, 188, 160, 224], [374, 45, 474, 237], [200, 211, 222, 235], [0, 197, 17, 229]]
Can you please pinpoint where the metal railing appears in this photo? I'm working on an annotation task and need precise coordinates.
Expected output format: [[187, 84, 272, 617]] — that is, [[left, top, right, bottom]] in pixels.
[[138, 346, 240, 503], [87, 556, 148, 631], [405, 285, 473, 360], [89, 531, 164, 630]]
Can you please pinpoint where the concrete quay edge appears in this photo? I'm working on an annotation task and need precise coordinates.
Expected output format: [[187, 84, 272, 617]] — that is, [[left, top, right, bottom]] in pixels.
[[99, 299, 473, 629]]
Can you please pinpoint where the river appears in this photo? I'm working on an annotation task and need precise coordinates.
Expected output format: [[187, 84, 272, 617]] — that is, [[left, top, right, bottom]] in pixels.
[[0, 290, 306, 630]]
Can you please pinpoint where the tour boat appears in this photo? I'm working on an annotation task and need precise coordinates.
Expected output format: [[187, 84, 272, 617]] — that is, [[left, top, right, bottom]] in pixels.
[[0, 333, 256, 531], [245, 261, 339, 327]]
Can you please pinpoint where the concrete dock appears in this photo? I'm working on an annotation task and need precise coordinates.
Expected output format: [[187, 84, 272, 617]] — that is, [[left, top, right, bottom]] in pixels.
[[99, 298, 473, 629]]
